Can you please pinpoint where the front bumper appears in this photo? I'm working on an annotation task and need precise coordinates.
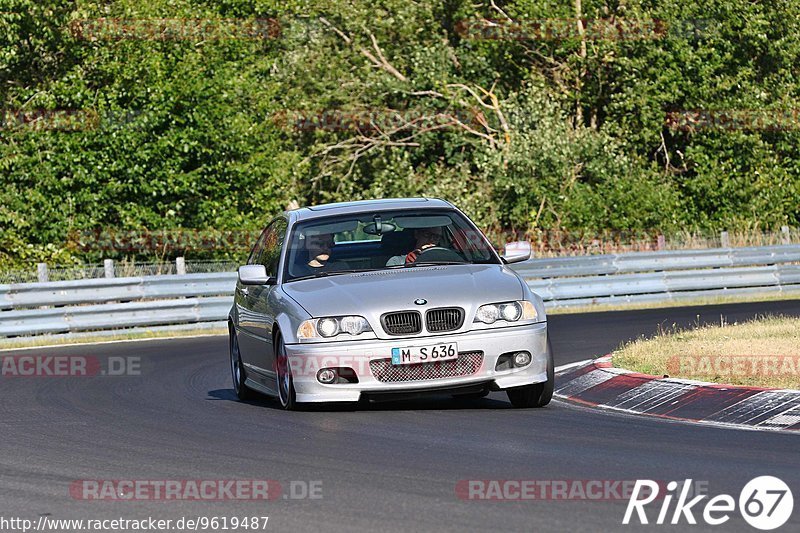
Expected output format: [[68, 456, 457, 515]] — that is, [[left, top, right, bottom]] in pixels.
[[284, 322, 548, 402]]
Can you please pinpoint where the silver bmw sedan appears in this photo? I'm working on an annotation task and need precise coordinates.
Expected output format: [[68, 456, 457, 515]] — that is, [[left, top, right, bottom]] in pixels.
[[228, 198, 553, 410]]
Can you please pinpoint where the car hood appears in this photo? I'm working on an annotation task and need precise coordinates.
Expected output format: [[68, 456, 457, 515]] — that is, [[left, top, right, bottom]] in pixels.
[[282, 264, 524, 337]]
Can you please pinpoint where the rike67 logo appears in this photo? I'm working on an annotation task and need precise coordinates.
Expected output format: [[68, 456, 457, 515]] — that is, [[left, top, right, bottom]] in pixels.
[[624, 477, 793, 530]]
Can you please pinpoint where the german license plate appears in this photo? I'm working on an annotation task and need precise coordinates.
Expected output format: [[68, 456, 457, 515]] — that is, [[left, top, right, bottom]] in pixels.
[[391, 343, 458, 365]]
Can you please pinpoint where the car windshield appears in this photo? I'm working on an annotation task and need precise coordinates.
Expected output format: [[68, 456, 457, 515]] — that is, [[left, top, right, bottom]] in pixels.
[[284, 209, 500, 282]]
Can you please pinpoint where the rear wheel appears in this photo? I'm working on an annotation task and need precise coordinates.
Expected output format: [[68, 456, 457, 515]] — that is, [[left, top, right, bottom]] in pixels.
[[230, 328, 256, 401], [506, 338, 554, 408], [275, 332, 298, 410]]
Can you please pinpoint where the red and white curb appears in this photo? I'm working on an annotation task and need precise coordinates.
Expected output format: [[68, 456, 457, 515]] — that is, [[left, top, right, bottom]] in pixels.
[[554, 357, 800, 432]]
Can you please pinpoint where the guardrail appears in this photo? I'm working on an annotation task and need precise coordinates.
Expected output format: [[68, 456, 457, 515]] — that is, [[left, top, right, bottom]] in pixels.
[[0, 273, 237, 337], [1, 245, 799, 338], [518, 245, 800, 307], [513, 245, 800, 278]]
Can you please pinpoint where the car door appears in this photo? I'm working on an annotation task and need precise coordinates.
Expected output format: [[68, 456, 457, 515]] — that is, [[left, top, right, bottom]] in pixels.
[[239, 217, 287, 392], [235, 225, 269, 371]]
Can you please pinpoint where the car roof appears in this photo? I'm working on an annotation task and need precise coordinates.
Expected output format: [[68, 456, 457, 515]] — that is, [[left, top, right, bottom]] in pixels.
[[288, 198, 455, 223]]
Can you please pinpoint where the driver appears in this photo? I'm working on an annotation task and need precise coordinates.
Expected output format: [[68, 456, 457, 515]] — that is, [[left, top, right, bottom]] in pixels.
[[386, 226, 443, 266]]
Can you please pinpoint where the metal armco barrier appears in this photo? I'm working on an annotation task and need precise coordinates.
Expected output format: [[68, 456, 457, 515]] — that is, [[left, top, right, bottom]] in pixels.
[[0, 272, 236, 310], [0, 273, 237, 337], [1, 245, 799, 337], [517, 245, 800, 307], [512, 245, 800, 278]]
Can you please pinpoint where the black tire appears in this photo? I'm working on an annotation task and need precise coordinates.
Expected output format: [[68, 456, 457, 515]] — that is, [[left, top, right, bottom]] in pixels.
[[275, 331, 298, 410], [506, 338, 554, 408], [230, 328, 256, 401]]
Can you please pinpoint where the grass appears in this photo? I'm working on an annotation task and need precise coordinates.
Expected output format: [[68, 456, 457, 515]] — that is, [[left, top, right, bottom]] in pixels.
[[546, 291, 800, 315], [0, 326, 227, 351], [613, 315, 800, 389]]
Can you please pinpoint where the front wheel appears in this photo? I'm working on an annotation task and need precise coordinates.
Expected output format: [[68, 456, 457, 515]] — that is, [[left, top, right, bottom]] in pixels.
[[275, 332, 298, 410], [506, 338, 554, 408]]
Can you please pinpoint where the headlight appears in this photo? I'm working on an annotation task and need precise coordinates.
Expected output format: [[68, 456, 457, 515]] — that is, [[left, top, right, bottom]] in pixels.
[[475, 304, 500, 324], [500, 302, 522, 321], [317, 318, 339, 337], [474, 301, 537, 325], [297, 316, 372, 339]]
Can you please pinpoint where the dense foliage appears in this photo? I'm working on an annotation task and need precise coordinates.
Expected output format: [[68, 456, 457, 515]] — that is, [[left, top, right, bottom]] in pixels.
[[1, 0, 799, 265]]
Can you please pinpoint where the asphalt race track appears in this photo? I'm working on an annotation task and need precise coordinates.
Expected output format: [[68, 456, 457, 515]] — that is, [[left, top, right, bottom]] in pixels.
[[2, 300, 799, 532]]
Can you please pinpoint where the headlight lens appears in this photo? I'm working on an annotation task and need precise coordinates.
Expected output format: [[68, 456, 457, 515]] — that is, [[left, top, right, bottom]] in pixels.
[[474, 301, 537, 325], [317, 318, 339, 337], [500, 302, 522, 321], [475, 304, 500, 324], [339, 315, 368, 335], [297, 316, 372, 339]]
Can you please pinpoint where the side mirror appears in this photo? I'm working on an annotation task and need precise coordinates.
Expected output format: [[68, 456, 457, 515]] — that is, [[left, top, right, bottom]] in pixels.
[[501, 241, 532, 264], [501, 251, 531, 264], [238, 264, 274, 285]]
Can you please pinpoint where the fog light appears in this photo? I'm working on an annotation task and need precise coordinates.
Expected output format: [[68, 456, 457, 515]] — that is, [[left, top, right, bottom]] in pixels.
[[513, 351, 531, 367], [317, 368, 337, 384]]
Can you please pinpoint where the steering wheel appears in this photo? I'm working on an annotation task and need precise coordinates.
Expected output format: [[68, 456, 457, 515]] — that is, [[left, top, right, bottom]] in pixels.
[[412, 246, 465, 263]]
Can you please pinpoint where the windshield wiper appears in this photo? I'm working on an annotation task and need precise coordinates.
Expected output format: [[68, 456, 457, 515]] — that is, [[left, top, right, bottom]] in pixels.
[[405, 261, 467, 267], [289, 268, 380, 282]]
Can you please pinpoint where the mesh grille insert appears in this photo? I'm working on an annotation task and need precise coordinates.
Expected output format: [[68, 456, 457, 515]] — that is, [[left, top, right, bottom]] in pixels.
[[369, 351, 484, 382]]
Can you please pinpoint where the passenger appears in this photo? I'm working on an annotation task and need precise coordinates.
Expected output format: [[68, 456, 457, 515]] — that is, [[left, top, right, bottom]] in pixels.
[[386, 227, 443, 266], [293, 231, 336, 277], [305, 232, 334, 268]]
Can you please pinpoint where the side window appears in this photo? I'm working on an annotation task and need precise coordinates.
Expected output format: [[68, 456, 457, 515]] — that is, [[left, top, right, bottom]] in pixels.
[[247, 226, 270, 265], [257, 218, 288, 277]]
